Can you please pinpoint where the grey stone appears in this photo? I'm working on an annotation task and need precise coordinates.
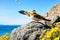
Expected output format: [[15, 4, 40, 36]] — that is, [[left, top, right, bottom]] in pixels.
[[10, 21, 50, 40]]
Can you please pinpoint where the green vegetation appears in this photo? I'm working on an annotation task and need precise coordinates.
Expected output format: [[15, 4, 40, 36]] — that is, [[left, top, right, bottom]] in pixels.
[[0, 33, 10, 40], [38, 22, 60, 40]]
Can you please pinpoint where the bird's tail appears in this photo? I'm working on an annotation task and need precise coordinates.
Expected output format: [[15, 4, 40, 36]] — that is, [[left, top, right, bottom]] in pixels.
[[42, 18, 51, 21]]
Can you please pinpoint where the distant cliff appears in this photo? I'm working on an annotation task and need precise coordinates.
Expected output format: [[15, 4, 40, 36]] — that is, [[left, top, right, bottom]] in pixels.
[[10, 3, 60, 40]]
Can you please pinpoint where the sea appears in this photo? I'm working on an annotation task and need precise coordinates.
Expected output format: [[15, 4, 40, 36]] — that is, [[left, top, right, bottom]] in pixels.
[[0, 25, 20, 36]]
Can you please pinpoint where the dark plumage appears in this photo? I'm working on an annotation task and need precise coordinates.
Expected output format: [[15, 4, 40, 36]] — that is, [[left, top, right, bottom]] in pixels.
[[19, 10, 25, 15], [19, 10, 51, 21], [34, 14, 51, 21]]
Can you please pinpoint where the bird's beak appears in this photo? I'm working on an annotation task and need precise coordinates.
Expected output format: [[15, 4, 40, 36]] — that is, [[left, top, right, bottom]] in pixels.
[[18, 10, 26, 15]]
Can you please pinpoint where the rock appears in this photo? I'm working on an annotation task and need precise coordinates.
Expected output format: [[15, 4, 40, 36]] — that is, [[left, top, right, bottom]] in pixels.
[[10, 21, 50, 40], [10, 3, 60, 40], [43, 3, 60, 25]]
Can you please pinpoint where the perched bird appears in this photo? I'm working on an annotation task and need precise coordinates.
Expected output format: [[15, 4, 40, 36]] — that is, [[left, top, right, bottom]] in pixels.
[[19, 10, 51, 22]]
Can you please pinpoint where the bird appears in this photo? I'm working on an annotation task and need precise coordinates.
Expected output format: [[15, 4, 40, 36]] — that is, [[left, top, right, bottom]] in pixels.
[[18, 10, 51, 22]]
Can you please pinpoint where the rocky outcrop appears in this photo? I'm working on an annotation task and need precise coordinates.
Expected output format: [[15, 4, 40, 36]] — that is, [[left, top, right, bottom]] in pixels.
[[10, 21, 50, 40], [43, 3, 60, 25], [10, 3, 60, 40]]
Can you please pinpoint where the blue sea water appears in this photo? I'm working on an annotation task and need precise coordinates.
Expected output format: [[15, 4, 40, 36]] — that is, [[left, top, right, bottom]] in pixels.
[[0, 25, 20, 36]]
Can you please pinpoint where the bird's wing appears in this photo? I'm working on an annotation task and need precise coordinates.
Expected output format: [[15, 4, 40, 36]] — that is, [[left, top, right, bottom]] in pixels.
[[34, 14, 51, 21]]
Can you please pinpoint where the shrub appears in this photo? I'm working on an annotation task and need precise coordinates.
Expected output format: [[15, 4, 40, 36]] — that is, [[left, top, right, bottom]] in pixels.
[[39, 22, 60, 40], [0, 33, 10, 40]]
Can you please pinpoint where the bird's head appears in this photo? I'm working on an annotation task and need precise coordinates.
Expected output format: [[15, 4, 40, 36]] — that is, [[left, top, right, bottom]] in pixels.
[[19, 10, 26, 15], [19, 10, 36, 17]]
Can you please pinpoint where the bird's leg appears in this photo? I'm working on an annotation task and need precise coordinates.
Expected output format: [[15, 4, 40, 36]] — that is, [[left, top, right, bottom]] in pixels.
[[45, 20, 51, 26], [46, 13, 49, 17]]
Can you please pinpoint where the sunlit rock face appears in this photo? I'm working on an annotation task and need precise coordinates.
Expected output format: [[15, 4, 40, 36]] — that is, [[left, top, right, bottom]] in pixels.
[[44, 3, 60, 17], [48, 3, 60, 16], [43, 3, 60, 25]]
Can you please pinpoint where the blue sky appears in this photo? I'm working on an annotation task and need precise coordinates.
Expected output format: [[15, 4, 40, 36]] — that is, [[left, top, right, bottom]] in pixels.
[[0, 0, 60, 25]]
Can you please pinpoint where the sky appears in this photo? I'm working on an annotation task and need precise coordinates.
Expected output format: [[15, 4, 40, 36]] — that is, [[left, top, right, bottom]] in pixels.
[[0, 0, 60, 25]]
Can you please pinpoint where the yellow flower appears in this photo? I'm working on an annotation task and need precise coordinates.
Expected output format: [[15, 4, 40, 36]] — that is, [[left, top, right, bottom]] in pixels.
[[54, 37, 59, 40], [0, 37, 7, 40], [56, 22, 60, 24], [39, 30, 46, 39], [55, 22, 60, 26], [41, 38, 45, 40], [50, 28, 55, 33], [46, 31, 52, 38], [43, 30, 46, 33], [0, 33, 10, 40], [50, 27, 59, 33]]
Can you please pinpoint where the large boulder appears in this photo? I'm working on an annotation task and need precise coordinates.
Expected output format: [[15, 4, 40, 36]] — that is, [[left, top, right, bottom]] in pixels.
[[10, 21, 50, 40]]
